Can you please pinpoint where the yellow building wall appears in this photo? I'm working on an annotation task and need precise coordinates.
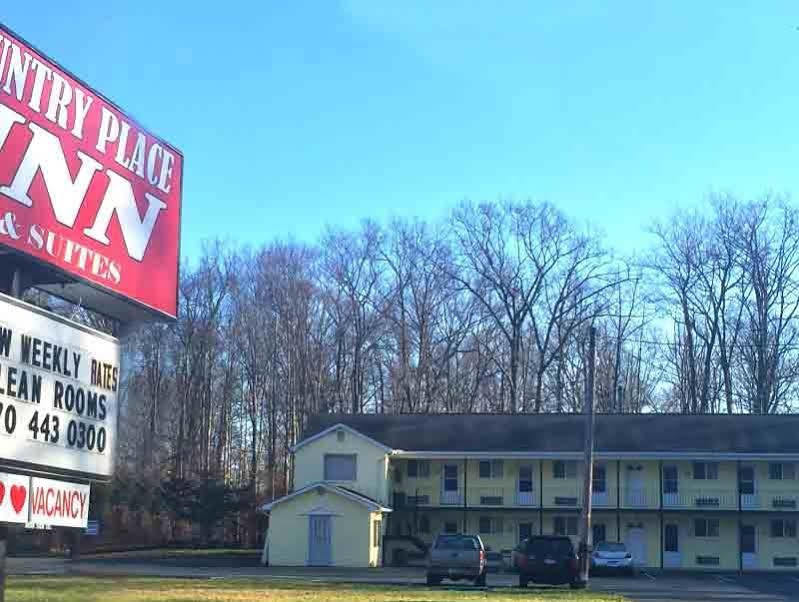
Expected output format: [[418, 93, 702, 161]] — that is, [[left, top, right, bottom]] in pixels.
[[540, 460, 582, 508], [267, 488, 373, 567], [660, 514, 737, 570], [618, 460, 660, 509], [748, 462, 799, 509], [294, 428, 389, 504], [745, 516, 799, 571], [664, 461, 737, 509]]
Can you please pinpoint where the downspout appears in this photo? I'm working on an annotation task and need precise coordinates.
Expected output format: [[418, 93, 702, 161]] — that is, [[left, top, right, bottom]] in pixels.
[[539, 461, 544, 535], [737, 460, 742, 574], [659, 460, 664, 570], [463, 457, 467, 532], [616, 460, 621, 542]]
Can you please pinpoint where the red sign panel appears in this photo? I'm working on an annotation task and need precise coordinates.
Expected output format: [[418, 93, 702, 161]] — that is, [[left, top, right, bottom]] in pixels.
[[0, 25, 181, 319]]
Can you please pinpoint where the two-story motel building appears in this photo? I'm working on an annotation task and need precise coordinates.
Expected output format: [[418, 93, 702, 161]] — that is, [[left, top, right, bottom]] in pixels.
[[261, 414, 799, 571]]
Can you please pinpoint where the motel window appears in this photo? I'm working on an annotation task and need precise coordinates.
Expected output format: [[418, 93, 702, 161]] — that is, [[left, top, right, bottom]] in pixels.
[[554, 516, 578, 536], [479, 460, 504, 479], [693, 518, 719, 538], [693, 462, 718, 480], [372, 520, 382, 547], [407, 459, 429, 478], [324, 454, 357, 481], [769, 463, 796, 480], [479, 517, 503, 535], [592, 464, 606, 493], [553, 460, 577, 479], [418, 515, 430, 534], [770, 519, 797, 538], [444, 521, 458, 534]]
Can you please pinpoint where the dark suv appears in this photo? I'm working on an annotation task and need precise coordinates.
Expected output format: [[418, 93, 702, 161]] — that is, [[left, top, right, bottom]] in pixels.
[[514, 536, 584, 589]]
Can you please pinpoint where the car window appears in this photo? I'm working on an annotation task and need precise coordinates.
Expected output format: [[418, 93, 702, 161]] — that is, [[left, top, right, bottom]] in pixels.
[[435, 535, 478, 550], [596, 542, 626, 552], [526, 538, 573, 556]]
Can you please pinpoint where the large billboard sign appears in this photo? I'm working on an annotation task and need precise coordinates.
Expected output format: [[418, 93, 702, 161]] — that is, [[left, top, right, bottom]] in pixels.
[[0, 25, 181, 320], [0, 292, 118, 480]]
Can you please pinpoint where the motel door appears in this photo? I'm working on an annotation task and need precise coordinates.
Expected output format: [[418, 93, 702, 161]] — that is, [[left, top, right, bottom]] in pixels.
[[740, 524, 757, 569], [308, 515, 332, 566], [625, 527, 647, 566], [663, 523, 681, 568]]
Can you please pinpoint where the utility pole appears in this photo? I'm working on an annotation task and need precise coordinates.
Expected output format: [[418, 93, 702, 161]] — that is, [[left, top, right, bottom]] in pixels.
[[578, 325, 596, 585]]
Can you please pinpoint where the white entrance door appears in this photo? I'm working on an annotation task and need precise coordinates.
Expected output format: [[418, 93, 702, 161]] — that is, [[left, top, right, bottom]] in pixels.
[[663, 523, 681, 568], [308, 515, 332, 566], [740, 524, 757, 569], [441, 464, 460, 505], [626, 469, 646, 507], [625, 527, 647, 566]]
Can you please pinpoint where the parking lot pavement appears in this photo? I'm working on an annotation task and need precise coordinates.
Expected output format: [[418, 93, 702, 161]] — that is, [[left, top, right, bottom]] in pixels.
[[590, 572, 799, 602], [7, 557, 69, 575], [55, 558, 799, 602]]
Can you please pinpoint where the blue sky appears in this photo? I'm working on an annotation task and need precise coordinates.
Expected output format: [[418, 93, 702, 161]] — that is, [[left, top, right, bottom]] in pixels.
[[4, 2, 799, 259]]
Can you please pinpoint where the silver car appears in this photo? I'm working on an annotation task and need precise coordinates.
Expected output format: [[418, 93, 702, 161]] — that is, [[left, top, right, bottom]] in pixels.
[[590, 541, 635, 574]]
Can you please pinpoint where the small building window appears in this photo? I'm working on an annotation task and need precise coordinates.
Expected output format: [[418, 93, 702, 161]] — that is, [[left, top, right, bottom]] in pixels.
[[324, 454, 357, 481], [479, 460, 504, 479], [592, 464, 606, 493], [407, 459, 431, 478], [336, 429, 346, 442], [553, 460, 577, 479], [418, 515, 430, 534], [554, 516, 578, 536], [478, 516, 503, 534], [372, 520, 382, 547], [769, 463, 795, 480], [693, 462, 718, 480], [694, 518, 719, 538], [770, 519, 797, 538]]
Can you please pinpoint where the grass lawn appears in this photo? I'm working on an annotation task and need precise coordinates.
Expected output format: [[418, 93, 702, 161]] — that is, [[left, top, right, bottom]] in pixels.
[[7, 577, 628, 602]]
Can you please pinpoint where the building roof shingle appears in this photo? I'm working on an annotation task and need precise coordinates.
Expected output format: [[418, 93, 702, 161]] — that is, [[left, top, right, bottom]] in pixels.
[[302, 413, 799, 455]]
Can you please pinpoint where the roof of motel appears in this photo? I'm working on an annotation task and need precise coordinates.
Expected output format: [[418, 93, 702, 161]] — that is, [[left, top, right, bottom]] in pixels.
[[301, 413, 799, 456]]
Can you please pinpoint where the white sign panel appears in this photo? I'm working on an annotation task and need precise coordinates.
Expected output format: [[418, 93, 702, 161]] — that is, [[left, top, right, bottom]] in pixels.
[[0, 293, 118, 478], [29, 477, 90, 528], [0, 472, 30, 523]]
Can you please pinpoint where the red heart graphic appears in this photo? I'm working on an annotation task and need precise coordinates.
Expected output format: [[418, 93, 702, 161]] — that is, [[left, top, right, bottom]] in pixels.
[[0, 482, 5, 506], [10, 485, 25, 514]]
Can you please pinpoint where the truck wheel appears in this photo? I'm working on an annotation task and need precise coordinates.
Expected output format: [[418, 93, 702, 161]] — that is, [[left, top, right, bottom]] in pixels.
[[426, 574, 441, 586], [570, 580, 587, 590]]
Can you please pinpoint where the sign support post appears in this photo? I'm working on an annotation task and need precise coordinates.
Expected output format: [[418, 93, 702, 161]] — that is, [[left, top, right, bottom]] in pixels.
[[0, 265, 26, 602]]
